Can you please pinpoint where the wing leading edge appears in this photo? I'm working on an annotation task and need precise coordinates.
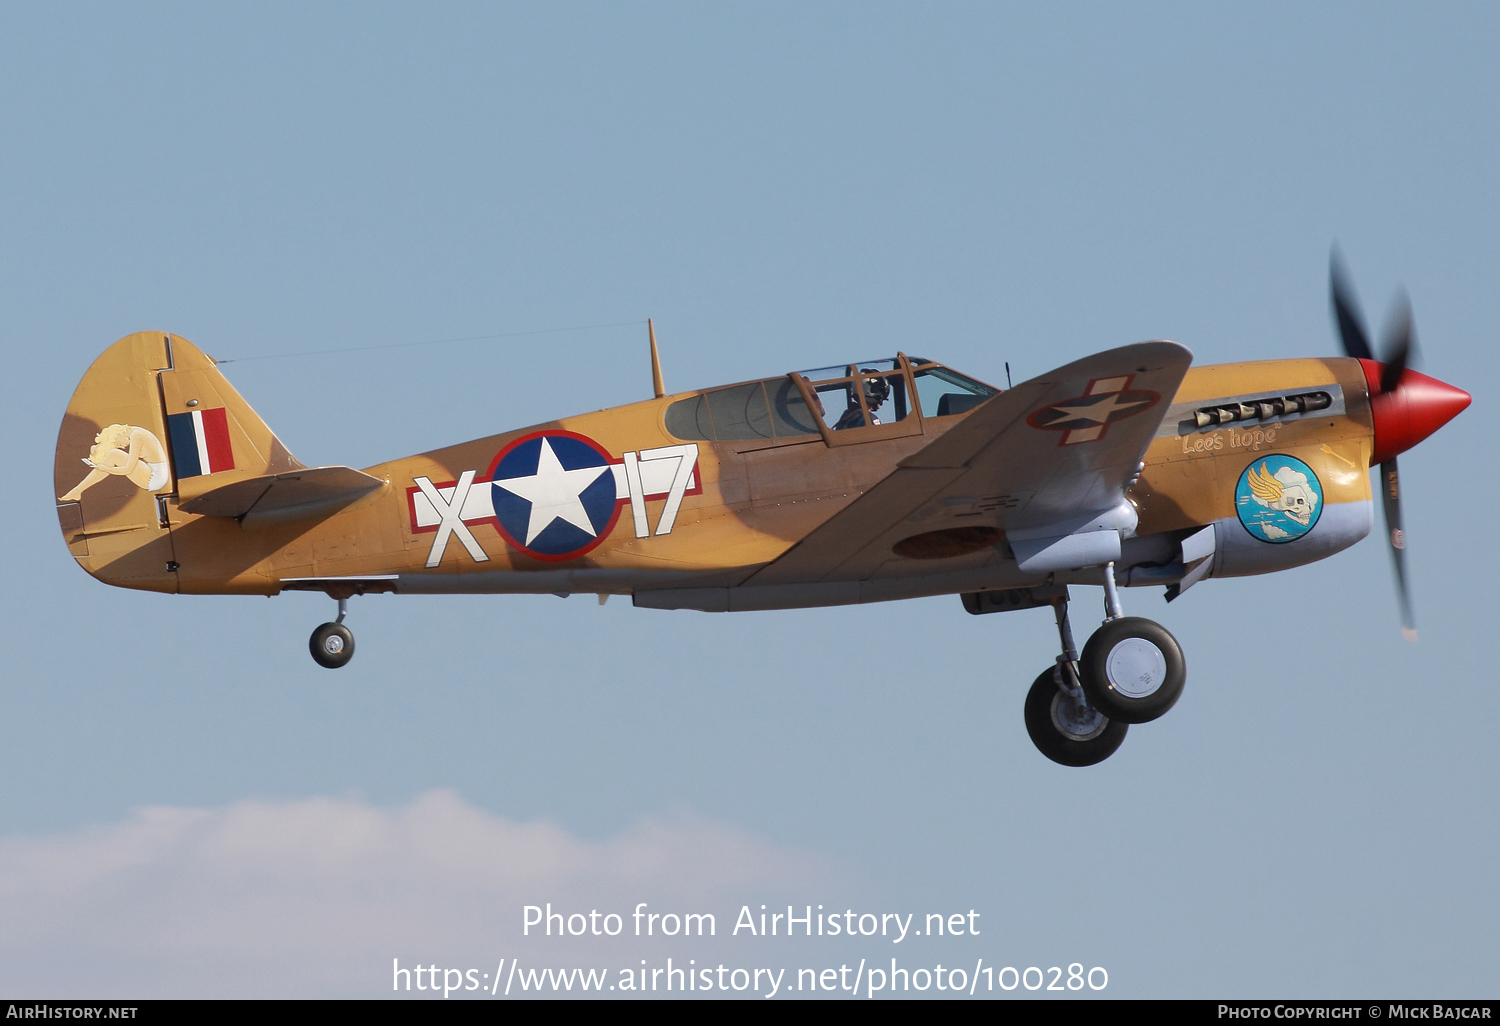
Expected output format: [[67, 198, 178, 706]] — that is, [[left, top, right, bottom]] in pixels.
[[743, 340, 1193, 585]]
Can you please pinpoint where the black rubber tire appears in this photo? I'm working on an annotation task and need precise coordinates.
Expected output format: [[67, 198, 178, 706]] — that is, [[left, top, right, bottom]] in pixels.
[[1078, 616, 1185, 724], [1023, 668, 1128, 767], [309, 622, 355, 669]]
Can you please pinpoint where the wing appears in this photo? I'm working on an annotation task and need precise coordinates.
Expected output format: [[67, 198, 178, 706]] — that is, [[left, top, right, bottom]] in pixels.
[[744, 340, 1193, 585]]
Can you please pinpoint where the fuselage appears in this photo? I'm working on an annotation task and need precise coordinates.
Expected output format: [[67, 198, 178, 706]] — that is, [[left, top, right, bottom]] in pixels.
[[55, 335, 1468, 609]]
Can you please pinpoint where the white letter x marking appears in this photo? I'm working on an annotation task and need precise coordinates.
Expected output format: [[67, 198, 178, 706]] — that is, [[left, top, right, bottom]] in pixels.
[[415, 471, 490, 568]]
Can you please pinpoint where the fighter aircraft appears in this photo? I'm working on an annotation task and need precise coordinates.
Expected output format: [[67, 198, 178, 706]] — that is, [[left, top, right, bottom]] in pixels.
[[53, 261, 1470, 765]]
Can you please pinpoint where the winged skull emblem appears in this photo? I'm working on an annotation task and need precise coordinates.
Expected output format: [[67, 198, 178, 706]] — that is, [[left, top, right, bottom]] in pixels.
[[1246, 460, 1319, 526]]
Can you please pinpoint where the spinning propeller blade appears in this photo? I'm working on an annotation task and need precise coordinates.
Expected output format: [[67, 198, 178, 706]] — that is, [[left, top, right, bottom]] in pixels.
[[1328, 251, 1463, 642], [1330, 250, 1375, 361], [1378, 457, 1417, 642], [1378, 293, 1414, 394], [1374, 292, 1410, 396]]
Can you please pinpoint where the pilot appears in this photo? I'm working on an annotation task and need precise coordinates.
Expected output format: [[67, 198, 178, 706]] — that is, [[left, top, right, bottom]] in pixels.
[[833, 374, 892, 430]]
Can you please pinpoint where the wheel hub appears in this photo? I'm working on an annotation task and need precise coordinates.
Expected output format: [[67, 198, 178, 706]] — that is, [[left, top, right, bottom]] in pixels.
[[1050, 693, 1107, 741], [1105, 637, 1166, 698], [324, 635, 344, 655]]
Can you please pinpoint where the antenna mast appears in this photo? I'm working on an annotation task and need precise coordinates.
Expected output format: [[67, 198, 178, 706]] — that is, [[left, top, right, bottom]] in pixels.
[[649, 319, 666, 398]]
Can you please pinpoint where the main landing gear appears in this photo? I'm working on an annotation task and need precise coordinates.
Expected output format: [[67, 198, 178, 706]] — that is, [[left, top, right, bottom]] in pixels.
[[1025, 563, 1186, 766], [310, 596, 355, 669]]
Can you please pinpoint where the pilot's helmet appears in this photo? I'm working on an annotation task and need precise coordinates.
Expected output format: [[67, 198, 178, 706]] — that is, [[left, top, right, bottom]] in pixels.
[[861, 374, 892, 408]]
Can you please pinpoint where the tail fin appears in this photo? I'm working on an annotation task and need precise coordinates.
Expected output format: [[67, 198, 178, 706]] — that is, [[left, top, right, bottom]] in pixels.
[[154, 334, 304, 498], [54, 332, 303, 590]]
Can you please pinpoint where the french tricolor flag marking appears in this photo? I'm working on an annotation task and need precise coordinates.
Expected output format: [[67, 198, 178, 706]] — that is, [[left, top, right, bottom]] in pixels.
[[167, 408, 235, 479]]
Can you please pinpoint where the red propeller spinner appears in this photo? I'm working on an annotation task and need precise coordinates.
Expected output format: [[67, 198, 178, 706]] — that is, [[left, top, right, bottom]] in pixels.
[[1357, 361, 1471, 465]]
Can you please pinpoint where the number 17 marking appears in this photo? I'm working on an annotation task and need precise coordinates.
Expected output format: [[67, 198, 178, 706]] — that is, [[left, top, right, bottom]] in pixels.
[[621, 443, 698, 538]]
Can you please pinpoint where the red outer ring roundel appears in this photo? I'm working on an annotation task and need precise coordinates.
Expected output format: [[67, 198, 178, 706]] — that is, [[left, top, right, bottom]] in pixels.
[[1025, 376, 1160, 446], [484, 429, 625, 563]]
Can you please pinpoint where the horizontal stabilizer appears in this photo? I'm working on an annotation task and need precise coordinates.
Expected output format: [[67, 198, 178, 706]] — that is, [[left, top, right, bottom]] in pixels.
[[178, 466, 384, 521]]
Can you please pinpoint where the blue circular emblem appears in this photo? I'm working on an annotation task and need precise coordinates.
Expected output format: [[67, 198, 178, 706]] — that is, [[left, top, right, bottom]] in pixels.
[[1235, 454, 1323, 544], [487, 431, 620, 561]]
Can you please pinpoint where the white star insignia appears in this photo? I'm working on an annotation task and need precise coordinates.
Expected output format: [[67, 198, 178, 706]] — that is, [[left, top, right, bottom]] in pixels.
[[494, 438, 610, 546], [1047, 392, 1151, 424]]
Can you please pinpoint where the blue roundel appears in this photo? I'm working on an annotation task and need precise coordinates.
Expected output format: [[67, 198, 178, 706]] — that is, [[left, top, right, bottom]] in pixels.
[[488, 433, 619, 559], [1235, 454, 1323, 544]]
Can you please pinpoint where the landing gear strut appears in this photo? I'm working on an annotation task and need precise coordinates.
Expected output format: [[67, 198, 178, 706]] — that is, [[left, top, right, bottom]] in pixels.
[[1024, 592, 1127, 766], [309, 596, 355, 669], [1023, 565, 1187, 765]]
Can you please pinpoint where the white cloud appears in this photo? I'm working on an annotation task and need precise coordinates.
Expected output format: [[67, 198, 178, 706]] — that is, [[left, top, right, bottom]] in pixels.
[[0, 791, 837, 997]]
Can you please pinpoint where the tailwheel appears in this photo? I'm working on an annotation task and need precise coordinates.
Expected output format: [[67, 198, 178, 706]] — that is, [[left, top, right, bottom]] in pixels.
[[1024, 666, 1128, 767], [309, 596, 355, 669], [310, 622, 355, 668], [1079, 616, 1184, 724]]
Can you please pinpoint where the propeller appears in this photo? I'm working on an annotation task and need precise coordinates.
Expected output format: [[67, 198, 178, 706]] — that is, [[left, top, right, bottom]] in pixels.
[[1329, 250, 1418, 641]]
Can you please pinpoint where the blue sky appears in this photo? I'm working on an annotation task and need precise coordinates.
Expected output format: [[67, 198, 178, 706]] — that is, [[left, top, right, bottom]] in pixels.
[[2, 1, 1497, 998]]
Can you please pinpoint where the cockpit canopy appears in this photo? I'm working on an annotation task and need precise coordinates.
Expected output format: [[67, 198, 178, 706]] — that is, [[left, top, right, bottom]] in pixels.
[[664, 355, 997, 443]]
